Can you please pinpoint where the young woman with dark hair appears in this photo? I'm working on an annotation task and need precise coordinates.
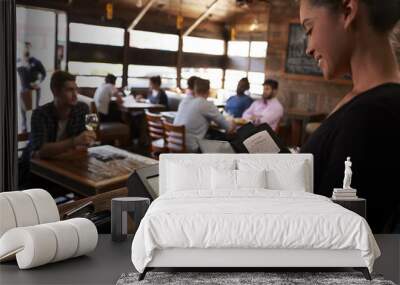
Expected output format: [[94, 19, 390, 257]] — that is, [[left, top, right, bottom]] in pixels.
[[300, 0, 400, 233]]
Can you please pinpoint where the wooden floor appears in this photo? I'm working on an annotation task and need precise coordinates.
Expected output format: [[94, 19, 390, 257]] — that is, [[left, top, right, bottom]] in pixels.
[[0, 235, 134, 285]]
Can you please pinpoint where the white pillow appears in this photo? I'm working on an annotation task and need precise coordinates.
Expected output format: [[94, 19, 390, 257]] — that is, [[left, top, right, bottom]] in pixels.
[[168, 161, 235, 192], [211, 169, 236, 190], [238, 158, 309, 192], [236, 169, 267, 189], [211, 169, 267, 191]]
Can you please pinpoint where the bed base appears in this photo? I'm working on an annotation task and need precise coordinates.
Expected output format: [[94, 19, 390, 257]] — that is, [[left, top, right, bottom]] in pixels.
[[138, 267, 371, 281], [137, 248, 372, 281]]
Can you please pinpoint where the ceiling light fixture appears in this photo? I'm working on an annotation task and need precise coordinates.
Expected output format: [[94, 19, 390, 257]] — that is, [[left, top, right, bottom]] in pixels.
[[249, 18, 258, 32]]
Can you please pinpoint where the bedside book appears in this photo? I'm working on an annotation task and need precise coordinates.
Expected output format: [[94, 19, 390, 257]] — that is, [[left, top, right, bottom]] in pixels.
[[332, 195, 358, 200], [332, 188, 358, 200], [333, 188, 357, 193]]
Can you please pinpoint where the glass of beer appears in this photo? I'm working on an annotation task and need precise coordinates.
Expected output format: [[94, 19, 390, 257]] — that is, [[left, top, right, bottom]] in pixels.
[[85, 114, 100, 146]]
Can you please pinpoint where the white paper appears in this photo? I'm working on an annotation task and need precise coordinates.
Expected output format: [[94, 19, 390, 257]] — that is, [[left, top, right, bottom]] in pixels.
[[243, 131, 280, 153]]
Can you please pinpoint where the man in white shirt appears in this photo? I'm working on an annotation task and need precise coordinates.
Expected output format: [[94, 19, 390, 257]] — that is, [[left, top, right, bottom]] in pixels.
[[93, 74, 123, 122], [174, 78, 235, 152]]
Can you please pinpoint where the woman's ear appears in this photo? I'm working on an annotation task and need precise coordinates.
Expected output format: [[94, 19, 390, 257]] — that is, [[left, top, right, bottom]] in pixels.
[[342, 0, 359, 30]]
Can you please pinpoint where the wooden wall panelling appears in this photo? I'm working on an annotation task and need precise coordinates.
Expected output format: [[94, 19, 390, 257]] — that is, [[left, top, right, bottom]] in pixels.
[[182, 53, 225, 68], [68, 13, 126, 28], [127, 48, 177, 67], [68, 42, 123, 63], [176, 31, 183, 88], [122, 29, 130, 87]]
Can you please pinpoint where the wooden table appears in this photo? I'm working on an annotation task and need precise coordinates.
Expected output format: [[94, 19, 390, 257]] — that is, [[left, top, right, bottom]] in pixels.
[[31, 145, 158, 197], [286, 109, 326, 146], [120, 96, 165, 112]]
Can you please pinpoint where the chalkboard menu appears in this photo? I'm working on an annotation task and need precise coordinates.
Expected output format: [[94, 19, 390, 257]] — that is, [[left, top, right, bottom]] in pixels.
[[285, 23, 322, 76]]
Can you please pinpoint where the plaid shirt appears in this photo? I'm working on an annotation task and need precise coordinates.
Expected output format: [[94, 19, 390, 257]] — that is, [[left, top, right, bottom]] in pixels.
[[30, 101, 89, 151], [19, 101, 89, 186]]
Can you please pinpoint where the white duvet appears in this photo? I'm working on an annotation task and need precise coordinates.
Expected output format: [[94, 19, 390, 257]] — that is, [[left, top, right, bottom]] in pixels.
[[131, 190, 380, 273]]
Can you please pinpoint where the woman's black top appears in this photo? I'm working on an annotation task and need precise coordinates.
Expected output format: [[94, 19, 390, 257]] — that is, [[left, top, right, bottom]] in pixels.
[[301, 83, 400, 233]]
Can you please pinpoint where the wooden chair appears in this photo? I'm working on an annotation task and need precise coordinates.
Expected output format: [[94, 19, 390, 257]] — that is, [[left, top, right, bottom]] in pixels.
[[145, 112, 167, 157], [162, 120, 186, 153]]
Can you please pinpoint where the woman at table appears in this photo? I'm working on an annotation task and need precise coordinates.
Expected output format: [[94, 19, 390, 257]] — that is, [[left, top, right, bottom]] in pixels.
[[143, 76, 169, 110], [225, 77, 253, 118], [299, 0, 400, 233]]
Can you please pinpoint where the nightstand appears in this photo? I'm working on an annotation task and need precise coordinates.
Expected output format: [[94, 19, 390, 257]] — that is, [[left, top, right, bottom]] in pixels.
[[331, 198, 366, 219], [111, 197, 150, 242]]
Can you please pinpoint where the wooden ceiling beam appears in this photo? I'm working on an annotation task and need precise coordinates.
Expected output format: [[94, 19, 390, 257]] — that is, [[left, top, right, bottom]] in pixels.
[[128, 0, 157, 30], [183, 0, 220, 37]]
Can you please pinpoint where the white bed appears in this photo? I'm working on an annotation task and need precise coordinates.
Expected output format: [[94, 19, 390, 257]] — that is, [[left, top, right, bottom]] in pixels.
[[131, 154, 380, 280]]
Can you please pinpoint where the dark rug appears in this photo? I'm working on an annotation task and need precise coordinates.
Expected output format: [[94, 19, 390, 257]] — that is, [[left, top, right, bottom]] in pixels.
[[116, 272, 396, 285]]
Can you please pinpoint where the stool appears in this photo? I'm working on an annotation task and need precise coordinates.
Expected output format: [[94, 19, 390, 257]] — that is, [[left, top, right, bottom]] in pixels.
[[111, 197, 150, 242]]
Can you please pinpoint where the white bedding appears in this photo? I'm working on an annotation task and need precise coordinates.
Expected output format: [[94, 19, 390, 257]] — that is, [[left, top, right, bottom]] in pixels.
[[131, 190, 380, 273]]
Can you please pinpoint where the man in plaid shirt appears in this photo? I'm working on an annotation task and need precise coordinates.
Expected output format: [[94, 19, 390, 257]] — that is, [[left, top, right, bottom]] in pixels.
[[30, 71, 96, 158], [19, 71, 96, 186]]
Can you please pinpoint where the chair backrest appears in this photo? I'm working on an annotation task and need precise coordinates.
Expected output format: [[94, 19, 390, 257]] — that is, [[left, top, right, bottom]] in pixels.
[[17, 132, 30, 156], [145, 112, 165, 141], [77, 94, 97, 113], [162, 120, 186, 153], [165, 91, 182, 111]]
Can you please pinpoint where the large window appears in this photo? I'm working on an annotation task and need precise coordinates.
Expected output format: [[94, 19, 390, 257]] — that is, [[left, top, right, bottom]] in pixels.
[[128, 65, 176, 78], [248, 71, 265, 95], [227, 40, 268, 58], [16, 6, 64, 133], [183, 36, 224, 55], [69, 23, 124, 46], [130, 30, 179, 51], [224, 69, 248, 92], [181, 67, 223, 89], [128, 64, 177, 89], [76, 76, 122, 88], [69, 62, 123, 76], [69, 62, 123, 88], [56, 12, 67, 70], [250, 41, 268, 58], [227, 41, 249, 57], [225, 40, 268, 95], [224, 69, 265, 96]]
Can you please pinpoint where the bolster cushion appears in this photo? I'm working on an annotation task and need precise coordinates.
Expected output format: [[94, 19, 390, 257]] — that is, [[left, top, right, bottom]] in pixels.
[[0, 218, 98, 269], [0, 189, 60, 238]]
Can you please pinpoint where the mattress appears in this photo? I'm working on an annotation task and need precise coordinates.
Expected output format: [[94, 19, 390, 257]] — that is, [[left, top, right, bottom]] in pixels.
[[131, 190, 380, 273]]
